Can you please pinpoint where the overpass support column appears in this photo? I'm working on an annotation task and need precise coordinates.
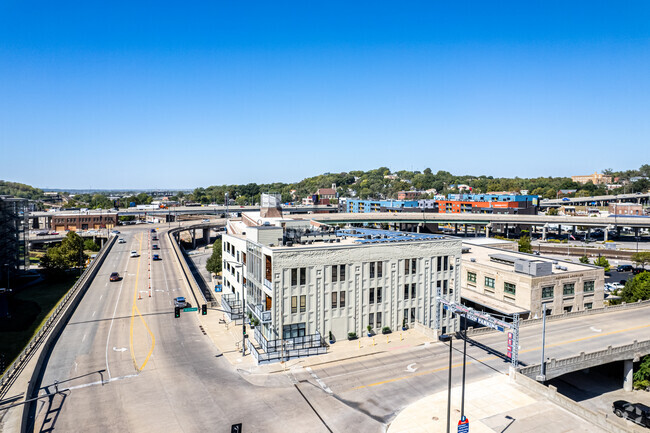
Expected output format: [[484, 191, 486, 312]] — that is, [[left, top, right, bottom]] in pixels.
[[485, 225, 490, 238], [203, 228, 210, 244], [603, 229, 607, 242], [624, 360, 634, 392], [454, 224, 458, 235], [542, 226, 547, 241], [464, 224, 468, 236], [192, 229, 196, 249]]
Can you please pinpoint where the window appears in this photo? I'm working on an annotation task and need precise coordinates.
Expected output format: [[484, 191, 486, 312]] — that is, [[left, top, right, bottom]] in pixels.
[[300, 295, 306, 312], [542, 286, 554, 299], [404, 259, 410, 275], [485, 277, 495, 289], [340, 291, 345, 308], [411, 307, 416, 322], [443, 256, 448, 271], [369, 288, 375, 304], [467, 272, 476, 284], [504, 282, 516, 296], [584, 302, 593, 310], [563, 283, 575, 296], [563, 306, 572, 313], [340, 264, 346, 281], [300, 268, 306, 285], [377, 261, 383, 278], [411, 283, 416, 299], [369, 313, 374, 328], [291, 296, 297, 314], [376, 312, 382, 328], [404, 308, 409, 323], [404, 284, 409, 299], [283, 323, 306, 339], [411, 258, 417, 274], [331, 292, 337, 309], [370, 262, 375, 278], [377, 287, 382, 303], [332, 265, 338, 283], [584, 281, 595, 293], [437, 256, 442, 271], [442, 280, 449, 295], [291, 269, 297, 286]]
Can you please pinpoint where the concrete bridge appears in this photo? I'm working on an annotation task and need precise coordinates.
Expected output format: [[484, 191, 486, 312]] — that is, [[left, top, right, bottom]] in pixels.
[[540, 192, 650, 208], [518, 339, 650, 390]]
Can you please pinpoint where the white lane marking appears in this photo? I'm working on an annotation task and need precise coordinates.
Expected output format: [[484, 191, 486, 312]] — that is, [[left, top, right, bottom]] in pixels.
[[82, 333, 87, 343], [63, 373, 138, 391], [105, 283, 108, 287], [113, 347, 127, 352], [406, 363, 418, 373], [99, 295, 103, 301], [305, 366, 333, 394], [105, 264, 128, 381], [590, 327, 602, 333], [92, 311, 96, 318]]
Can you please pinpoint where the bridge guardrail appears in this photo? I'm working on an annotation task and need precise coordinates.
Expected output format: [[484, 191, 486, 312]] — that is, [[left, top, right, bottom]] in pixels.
[[466, 299, 650, 337], [0, 235, 117, 399]]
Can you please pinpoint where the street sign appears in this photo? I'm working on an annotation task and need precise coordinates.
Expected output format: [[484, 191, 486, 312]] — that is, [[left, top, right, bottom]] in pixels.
[[231, 423, 242, 433], [215, 284, 222, 292], [458, 416, 469, 433], [183, 307, 198, 312]]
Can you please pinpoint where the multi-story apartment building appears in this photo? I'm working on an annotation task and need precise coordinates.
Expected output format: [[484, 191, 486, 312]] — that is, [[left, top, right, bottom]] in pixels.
[[571, 172, 612, 185], [221, 210, 462, 363], [460, 242, 605, 320]]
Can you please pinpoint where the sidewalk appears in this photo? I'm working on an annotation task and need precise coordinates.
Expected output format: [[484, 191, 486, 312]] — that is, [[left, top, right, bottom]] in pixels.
[[197, 289, 433, 374], [387, 374, 606, 433]]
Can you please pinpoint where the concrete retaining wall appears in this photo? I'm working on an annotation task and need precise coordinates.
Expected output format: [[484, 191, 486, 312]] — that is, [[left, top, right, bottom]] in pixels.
[[166, 228, 211, 309], [510, 368, 631, 433]]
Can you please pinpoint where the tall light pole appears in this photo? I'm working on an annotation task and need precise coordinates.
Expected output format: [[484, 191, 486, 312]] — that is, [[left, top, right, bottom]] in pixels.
[[537, 303, 549, 382], [460, 312, 468, 422], [439, 333, 453, 433]]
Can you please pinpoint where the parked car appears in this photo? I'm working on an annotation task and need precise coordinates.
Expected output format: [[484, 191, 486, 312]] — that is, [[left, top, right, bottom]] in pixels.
[[130, 250, 139, 258], [109, 272, 121, 282], [111, 230, 120, 234], [152, 244, 159, 250], [118, 238, 126, 244], [633, 268, 648, 275], [617, 265, 633, 272], [202, 219, 210, 223], [611, 282, 625, 290], [152, 254, 161, 261], [612, 400, 650, 427], [174, 297, 190, 308], [151, 229, 156, 233]]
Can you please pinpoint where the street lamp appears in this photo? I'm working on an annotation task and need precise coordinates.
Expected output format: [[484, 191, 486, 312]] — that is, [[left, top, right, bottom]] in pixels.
[[459, 312, 468, 423], [537, 303, 549, 382], [439, 333, 453, 433]]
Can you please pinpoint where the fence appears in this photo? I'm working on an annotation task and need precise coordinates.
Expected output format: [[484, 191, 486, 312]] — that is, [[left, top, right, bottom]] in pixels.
[[0, 235, 117, 397], [247, 340, 328, 365], [221, 294, 242, 320], [248, 327, 327, 365]]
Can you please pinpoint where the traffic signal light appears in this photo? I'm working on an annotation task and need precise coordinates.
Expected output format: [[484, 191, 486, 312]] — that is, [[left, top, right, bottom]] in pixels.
[[174, 307, 180, 318], [202, 304, 207, 315], [243, 325, 247, 337]]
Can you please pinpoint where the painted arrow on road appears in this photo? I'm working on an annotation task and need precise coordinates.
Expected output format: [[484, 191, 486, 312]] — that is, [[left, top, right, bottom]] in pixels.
[[406, 363, 418, 372], [113, 347, 127, 352]]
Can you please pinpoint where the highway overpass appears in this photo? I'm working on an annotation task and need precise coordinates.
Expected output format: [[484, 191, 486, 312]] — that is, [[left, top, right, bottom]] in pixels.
[[540, 192, 650, 207]]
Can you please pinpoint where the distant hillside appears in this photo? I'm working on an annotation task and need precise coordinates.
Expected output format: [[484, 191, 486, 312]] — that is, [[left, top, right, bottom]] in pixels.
[[0, 180, 45, 200]]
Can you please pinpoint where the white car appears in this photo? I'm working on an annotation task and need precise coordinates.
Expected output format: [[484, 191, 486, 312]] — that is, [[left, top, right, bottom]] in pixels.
[[611, 282, 624, 290], [118, 238, 126, 244], [130, 250, 139, 258]]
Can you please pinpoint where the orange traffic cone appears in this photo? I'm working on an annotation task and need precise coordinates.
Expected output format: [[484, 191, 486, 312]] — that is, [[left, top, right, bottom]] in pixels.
[[138, 291, 142, 300]]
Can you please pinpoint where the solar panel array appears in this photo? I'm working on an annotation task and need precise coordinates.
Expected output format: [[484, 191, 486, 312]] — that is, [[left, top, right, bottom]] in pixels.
[[336, 228, 445, 244]]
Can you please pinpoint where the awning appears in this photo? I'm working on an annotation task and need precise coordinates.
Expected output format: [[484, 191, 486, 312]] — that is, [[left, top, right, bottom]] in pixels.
[[461, 288, 529, 316]]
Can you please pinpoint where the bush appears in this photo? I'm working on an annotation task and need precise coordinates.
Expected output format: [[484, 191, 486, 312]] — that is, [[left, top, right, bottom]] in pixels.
[[347, 332, 357, 340], [83, 239, 100, 252], [381, 326, 391, 334], [367, 325, 373, 334]]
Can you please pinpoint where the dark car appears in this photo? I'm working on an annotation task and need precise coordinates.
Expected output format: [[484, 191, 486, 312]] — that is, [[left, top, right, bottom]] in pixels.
[[152, 244, 159, 250], [109, 272, 121, 282], [617, 265, 633, 272], [152, 254, 161, 261], [612, 400, 650, 427], [151, 229, 156, 233], [633, 268, 648, 275]]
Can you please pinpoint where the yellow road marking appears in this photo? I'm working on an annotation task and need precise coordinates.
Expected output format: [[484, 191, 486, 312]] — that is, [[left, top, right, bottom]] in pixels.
[[129, 233, 156, 372], [349, 322, 650, 391]]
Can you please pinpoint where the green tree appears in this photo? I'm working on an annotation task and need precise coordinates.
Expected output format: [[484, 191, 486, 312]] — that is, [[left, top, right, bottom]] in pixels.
[[579, 255, 590, 264], [631, 252, 650, 269], [518, 235, 532, 253], [206, 239, 222, 275], [84, 239, 101, 252], [546, 207, 558, 216], [620, 272, 650, 303], [592, 256, 610, 272], [40, 232, 88, 278], [633, 355, 650, 390]]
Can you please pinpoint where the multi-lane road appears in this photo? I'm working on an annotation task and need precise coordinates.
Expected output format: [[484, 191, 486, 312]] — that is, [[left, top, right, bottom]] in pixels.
[[26, 226, 336, 432]]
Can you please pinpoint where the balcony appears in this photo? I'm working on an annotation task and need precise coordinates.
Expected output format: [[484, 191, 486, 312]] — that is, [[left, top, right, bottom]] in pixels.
[[263, 279, 272, 291], [250, 303, 272, 324], [221, 294, 242, 320]]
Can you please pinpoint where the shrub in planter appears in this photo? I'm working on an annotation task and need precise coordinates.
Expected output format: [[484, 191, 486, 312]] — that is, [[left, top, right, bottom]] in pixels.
[[402, 318, 408, 331], [367, 325, 373, 336], [347, 332, 357, 340], [329, 331, 335, 344], [381, 326, 391, 335]]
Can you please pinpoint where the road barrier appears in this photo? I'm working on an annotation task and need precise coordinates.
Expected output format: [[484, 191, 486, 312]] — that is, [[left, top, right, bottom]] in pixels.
[[466, 299, 650, 337], [0, 235, 117, 399]]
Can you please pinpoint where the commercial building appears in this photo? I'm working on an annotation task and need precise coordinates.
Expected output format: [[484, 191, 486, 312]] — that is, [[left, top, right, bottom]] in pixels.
[[460, 241, 605, 321], [571, 172, 612, 185], [397, 190, 423, 200], [221, 202, 462, 363], [609, 203, 644, 216], [51, 212, 118, 232], [0, 196, 30, 287], [346, 199, 419, 213]]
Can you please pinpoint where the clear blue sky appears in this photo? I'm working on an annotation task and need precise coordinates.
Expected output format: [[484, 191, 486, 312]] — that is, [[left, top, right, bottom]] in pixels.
[[1, 1, 649, 189]]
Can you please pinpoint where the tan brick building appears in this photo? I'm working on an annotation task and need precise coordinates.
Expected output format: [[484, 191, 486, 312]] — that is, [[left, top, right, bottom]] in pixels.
[[571, 172, 612, 185], [52, 212, 117, 231]]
